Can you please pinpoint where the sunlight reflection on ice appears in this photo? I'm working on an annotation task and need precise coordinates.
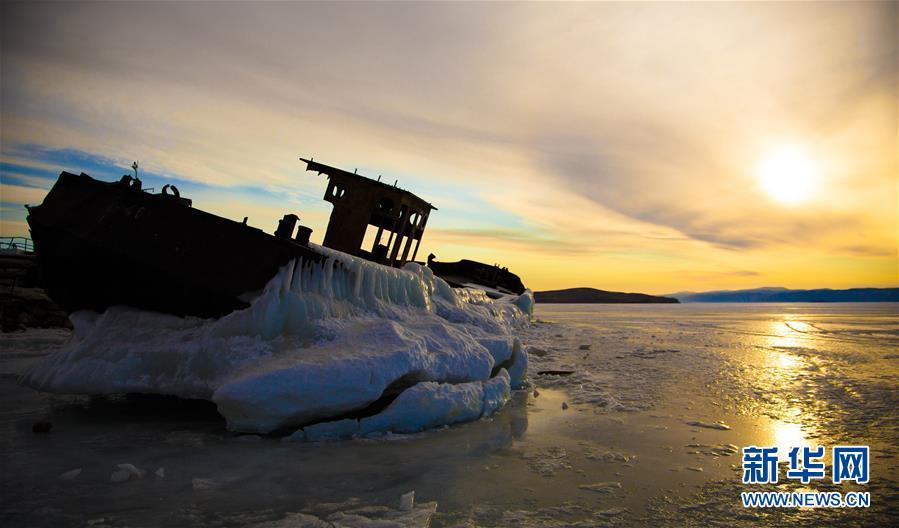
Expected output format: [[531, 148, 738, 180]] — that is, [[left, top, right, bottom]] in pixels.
[[763, 321, 822, 456], [772, 421, 806, 454], [767, 319, 810, 349]]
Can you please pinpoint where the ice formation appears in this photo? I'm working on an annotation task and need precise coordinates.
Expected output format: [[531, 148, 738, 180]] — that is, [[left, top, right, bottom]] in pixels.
[[58, 468, 81, 480], [21, 246, 532, 434]]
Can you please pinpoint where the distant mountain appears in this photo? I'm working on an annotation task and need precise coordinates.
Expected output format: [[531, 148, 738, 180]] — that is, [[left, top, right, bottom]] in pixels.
[[670, 287, 899, 303], [535, 287, 679, 304]]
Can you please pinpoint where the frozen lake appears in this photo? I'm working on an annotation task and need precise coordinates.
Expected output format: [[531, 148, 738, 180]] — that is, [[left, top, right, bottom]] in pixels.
[[2, 303, 897, 526]]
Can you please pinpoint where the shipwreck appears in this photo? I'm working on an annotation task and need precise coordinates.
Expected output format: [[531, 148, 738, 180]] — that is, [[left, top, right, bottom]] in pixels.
[[26, 157, 526, 319], [21, 157, 533, 435]]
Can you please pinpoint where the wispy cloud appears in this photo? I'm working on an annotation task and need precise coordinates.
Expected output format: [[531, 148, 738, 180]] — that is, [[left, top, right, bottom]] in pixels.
[[1, 184, 48, 206], [429, 227, 592, 257]]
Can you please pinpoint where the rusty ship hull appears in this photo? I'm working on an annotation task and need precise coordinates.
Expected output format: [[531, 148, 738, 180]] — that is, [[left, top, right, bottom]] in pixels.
[[26, 172, 324, 318]]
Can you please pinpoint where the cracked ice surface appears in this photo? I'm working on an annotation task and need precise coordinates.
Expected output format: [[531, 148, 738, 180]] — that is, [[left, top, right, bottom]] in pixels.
[[21, 246, 532, 433]]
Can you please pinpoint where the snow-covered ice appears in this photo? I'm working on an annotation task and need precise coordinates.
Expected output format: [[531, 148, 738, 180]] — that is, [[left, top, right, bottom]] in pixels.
[[20, 247, 533, 434]]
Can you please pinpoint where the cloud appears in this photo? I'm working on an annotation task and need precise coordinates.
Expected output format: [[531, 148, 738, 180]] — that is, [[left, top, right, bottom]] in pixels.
[[0, 1, 895, 290], [836, 245, 897, 258], [1, 184, 49, 206], [0, 219, 28, 237], [428, 227, 592, 257]]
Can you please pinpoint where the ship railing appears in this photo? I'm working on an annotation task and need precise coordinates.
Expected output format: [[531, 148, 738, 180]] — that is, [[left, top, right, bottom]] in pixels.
[[0, 237, 34, 253]]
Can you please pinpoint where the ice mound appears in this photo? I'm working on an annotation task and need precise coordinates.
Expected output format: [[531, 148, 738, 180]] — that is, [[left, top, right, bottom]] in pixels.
[[21, 246, 533, 433]]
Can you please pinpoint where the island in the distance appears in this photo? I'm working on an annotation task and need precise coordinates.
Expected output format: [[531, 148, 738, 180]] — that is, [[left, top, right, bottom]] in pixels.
[[534, 287, 679, 304], [669, 287, 899, 303]]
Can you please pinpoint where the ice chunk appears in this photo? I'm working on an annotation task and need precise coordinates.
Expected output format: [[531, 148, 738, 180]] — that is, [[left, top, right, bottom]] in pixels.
[[482, 369, 511, 416], [22, 249, 532, 434], [58, 468, 81, 480], [399, 490, 415, 511], [521, 446, 571, 476], [578, 481, 621, 493], [359, 380, 484, 435], [109, 470, 130, 483], [514, 290, 535, 316], [685, 420, 731, 430], [506, 338, 528, 389], [583, 448, 633, 463], [117, 463, 145, 478]]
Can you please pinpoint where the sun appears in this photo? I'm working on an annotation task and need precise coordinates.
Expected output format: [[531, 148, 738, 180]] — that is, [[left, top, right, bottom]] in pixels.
[[756, 146, 818, 205]]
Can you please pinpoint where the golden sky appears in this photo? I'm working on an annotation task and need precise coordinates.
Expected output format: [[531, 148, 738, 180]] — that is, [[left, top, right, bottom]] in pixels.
[[1, 1, 896, 294]]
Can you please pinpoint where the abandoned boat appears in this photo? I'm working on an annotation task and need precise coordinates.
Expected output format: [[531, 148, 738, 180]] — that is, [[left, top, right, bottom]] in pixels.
[[25, 158, 527, 318]]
